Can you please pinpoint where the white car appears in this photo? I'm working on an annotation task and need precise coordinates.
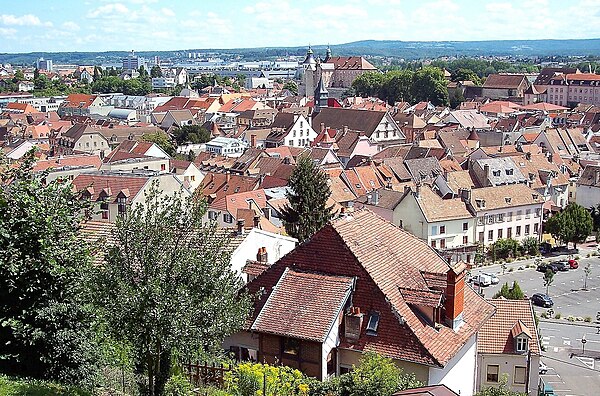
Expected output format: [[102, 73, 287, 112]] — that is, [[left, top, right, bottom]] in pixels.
[[483, 273, 500, 285], [539, 361, 548, 374], [472, 274, 492, 287]]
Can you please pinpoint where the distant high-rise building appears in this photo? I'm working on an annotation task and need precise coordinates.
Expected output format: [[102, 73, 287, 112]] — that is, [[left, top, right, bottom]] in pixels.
[[36, 58, 53, 72], [122, 50, 147, 71]]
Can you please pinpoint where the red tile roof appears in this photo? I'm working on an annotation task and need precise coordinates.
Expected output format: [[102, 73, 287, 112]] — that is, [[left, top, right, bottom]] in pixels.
[[62, 94, 98, 109], [34, 154, 101, 171], [210, 189, 267, 214], [246, 210, 494, 367], [478, 299, 540, 355], [72, 173, 149, 202], [251, 268, 355, 342]]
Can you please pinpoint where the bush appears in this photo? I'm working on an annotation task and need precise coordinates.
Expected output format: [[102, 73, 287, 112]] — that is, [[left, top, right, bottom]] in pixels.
[[567, 315, 575, 322], [508, 267, 514, 272], [164, 374, 192, 396], [555, 313, 562, 319], [0, 375, 90, 396], [575, 255, 581, 260], [493, 281, 524, 300], [520, 237, 540, 256], [489, 238, 519, 259], [585, 316, 592, 322], [541, 312, 548, 319], [225, 362, 311, 396]]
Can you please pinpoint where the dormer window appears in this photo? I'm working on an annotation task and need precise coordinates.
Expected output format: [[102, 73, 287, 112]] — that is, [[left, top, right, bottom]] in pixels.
[[366, 311, 380, 336], [492, 170, 501, 177], [516, 336, 528, 353]]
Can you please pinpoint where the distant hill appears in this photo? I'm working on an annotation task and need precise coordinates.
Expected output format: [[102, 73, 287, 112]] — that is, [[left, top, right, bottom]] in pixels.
[[1, 39, 600, 66]]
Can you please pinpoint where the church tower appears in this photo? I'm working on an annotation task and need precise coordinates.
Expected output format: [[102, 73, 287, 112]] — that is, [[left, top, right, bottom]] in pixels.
[[313, 76, 329, 115], [300, 46, 317, 97]]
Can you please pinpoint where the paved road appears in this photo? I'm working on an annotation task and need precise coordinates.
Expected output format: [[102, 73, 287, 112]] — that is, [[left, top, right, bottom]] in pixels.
[[472, 257, 600, 319], [469, 253, 600, 396], [538, 321, 600, 396]]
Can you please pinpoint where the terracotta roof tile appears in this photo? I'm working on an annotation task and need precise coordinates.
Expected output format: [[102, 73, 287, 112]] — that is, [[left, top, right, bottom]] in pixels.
[[251, 268, 355, 342]]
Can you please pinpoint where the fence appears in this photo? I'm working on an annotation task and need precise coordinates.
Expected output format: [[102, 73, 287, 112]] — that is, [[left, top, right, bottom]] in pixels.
[[183, 361, 231, 388]]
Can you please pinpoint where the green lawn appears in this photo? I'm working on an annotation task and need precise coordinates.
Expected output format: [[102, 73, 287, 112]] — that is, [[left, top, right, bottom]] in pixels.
[[0, 376, 90, 396]]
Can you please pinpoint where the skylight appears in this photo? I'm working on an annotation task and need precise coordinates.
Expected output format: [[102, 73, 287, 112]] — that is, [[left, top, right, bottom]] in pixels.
[[366, 311, 380, 336]]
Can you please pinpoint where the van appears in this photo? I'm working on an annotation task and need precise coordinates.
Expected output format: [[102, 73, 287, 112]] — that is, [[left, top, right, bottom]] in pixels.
[[472, 273, 492, 287]]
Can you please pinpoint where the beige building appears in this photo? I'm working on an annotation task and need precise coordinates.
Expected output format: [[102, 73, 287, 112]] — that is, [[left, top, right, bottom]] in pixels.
[[56, 124, 110, 157], [477, 299, 541, 395]]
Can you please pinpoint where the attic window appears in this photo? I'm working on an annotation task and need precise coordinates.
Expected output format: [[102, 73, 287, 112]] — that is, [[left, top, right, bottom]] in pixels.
[[475, 199, 486, 209], [492, 170, 501, 177], [515, 336, 529, 353], [505, 169, 514, 176], [505, 197, 512, 204], [366, 311, 380, 336], [532, 194, 539, 200], [355, 184, 361, 188]]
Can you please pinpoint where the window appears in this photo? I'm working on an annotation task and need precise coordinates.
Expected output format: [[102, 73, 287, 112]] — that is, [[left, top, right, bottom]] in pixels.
[[479, 232, 484, 243], [477, 217, 484, 226], [117, 197, 127, 215], [516, 226, 521, 236], [160, 163, 166, 171], [463, 222, 468, 231], [439, 238, 446, 249], [506, 211, 513, 221], [288, 140, 293, 146], [525, 225, 530, 235], [516, 210, 522, 220], [488, 230, 493, 241], [101, 210, 109, 220], [293, 131, 296, 137], [486, 365, 499, 383], [282, 337, 300, 356], [191, 175, 195, 182], [498, 228, 503, 239], [525, 209, 531, 219], [487, 215, 494, 225], [507, 227, 512, 238], [534, 223, 539, 234], [223, 213, 233, 223], [514, 366, 527, 385], [366, 311, 380, 336], [492, 170, 501, 177], [463, 235, 468, 245], [440, 225, 446, 234], [431, 225, 438, 236], [431, 240, 437, 248], [535, 208, 541, 218], [497, 213, 504, 222], [516, 337, 529, 353], [208, 211, 218, 220], [505, 169, 514, 176]]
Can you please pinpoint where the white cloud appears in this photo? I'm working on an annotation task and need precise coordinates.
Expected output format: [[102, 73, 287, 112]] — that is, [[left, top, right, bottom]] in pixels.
[[0, 14, 53, 27], [161, 8, 175, 17], [87, 3, 129, 18], [62, 21, 81, 31], [0, 27, 17, 37]]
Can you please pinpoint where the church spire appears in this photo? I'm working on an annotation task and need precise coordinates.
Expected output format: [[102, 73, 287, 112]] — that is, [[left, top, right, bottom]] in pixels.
[[324, 45, 332, 62], [313, 76, 329, 115]]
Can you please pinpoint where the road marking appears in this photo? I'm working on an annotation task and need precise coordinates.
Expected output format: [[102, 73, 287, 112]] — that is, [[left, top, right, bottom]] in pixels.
[[577, 357, 594, 369], [553, 347, 559, 352], [563, 340, 571, 345]]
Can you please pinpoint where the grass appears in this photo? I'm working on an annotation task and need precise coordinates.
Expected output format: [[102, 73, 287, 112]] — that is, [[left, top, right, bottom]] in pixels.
[[585, 316, 593, 323], [0, 376, 90, 396], [554, 313, 562, 319]]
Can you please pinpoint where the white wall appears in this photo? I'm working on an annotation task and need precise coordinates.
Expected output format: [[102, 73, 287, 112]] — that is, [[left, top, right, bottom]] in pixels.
[[321, 311, 343, 380], [576, 184, 600, 209], [428, 334, 477, 396], [474, 204, 543, 246], [230, 229, 297, 279]]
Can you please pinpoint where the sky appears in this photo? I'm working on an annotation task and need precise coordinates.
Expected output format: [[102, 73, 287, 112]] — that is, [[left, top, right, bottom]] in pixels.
[[1, 0, 600, 53]]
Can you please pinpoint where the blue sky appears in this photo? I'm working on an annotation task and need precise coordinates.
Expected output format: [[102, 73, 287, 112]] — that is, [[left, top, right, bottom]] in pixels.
[[1, 0, 599, 53]]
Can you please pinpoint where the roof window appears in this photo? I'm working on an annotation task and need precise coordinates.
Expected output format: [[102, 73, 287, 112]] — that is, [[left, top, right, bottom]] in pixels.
[[366, 311, 380, 336]]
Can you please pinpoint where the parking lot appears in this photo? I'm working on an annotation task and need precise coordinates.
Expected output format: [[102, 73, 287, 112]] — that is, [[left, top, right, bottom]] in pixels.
[[471, 255, 600, 396]]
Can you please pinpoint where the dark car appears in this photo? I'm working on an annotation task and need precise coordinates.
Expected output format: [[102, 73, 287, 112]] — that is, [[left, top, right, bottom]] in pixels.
[[537, 263, 556, 273], [531, 293, 554, 308], [551, 261, 569, 272]]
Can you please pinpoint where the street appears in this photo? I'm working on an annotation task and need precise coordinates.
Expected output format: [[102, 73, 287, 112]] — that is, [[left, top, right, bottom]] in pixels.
[[470, 255, 600, 396]]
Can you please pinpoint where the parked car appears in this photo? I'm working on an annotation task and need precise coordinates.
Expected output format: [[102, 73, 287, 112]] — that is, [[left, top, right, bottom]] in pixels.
[[472, 273, 492, 287], [539, 361, 548, 375], [482, 272, 499, 285], [551, 261, 569, 272], [569, 259, 579, 269], [531, 293, 554, 308], [537, 263, 555, 273]]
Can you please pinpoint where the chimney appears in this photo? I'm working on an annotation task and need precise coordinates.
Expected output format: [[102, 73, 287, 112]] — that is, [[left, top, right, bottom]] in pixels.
[[403, 185, 411, 195], [226, 171, 231, 183], [459, 188, 472, 203], [343, 125, 349, 135], [256, 247, 268, 263], [445, 263, 466, 331], [236, 219, 245, 236], [414, 182, 421, 198], [547, 152, 552, 163], [366, 193, 373, 204], [253, 215, 260, 228], [250, 134, 256, 147], [344, 307, 363, 341], [372, 189, 380, 205], [484, 164, 490, 177], [525, 151, 532, 161]]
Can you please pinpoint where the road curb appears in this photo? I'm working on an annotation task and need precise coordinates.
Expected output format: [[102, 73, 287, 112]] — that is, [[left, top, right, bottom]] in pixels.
[[540, 318, 599, 328]]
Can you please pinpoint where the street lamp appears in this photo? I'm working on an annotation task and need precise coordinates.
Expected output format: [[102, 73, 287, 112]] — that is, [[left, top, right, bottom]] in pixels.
[[581, 334, 587, 355]]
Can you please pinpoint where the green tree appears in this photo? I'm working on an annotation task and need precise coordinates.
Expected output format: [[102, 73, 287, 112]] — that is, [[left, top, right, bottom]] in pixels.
[[142, 131, 176, 157], [520, 236, 540, 256], [452, 68, 483, 85], [12, 69, 25, 83], [489, 238, 519, 260], [546, 203, 593, 248], [352, 71, 385, 97], [411, 67, 449, 106], [151, 65, 163, 78], [0, 151, 98, 386], [172, 125, 211, 145], [93, 66, 102, 81], [90, 185, 251, 396], [281, 155, 335, 241], [283, 80, 298, 95], [381, 69, 413, 104], [583, 262, 592, 290], [344, 352, 422, 396], [493, 281, 524, 300], [33, 67, 40, 80], [544, 269, 554, 295]]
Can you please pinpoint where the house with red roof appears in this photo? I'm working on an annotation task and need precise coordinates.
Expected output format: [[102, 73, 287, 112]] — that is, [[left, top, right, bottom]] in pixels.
[[477, 299, 540, 395], [57, 94, 105, 117], [481, 74, 530, 101], [34, 154, 101, 183], [225, 210, 494, 395], [72, 170, 189, 222]]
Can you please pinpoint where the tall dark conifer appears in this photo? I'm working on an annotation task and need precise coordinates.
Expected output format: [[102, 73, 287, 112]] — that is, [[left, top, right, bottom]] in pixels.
[[281, 154, 335, 241]]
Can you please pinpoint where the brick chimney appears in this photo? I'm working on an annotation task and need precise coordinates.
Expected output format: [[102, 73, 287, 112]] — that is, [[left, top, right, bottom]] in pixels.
[[256, 246, 268, 263], [236, 218, 245, 236], [344, 306, 363, 341], [253, 214, 260, 228], [445, 262, 466, 331], [250, 134, 256, 147]]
